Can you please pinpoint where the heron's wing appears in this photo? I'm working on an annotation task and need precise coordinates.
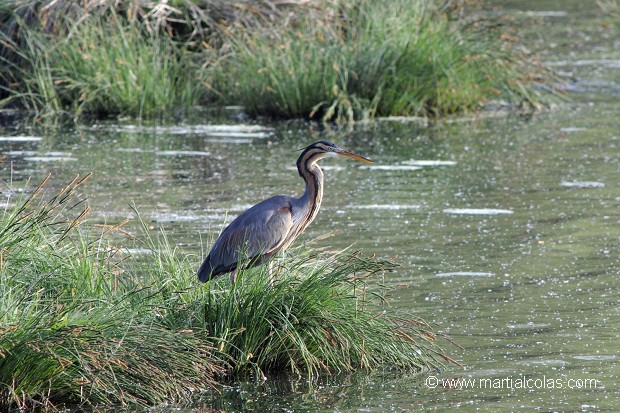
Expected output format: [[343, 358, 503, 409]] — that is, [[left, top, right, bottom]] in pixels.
[[198, 196, 294, 280]]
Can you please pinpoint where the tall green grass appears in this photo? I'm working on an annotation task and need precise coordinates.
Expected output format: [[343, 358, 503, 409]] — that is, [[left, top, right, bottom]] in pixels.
[[0, 0, 561, 122], [53, 15, 204, 118], [0, 175, 451, 410], [213, 0, 562, 122], [0, 175, 225, 408], [1, 7, 207, 119]]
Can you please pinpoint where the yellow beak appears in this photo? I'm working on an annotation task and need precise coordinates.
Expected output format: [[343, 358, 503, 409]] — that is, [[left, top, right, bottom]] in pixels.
[[335, 148, 373, 164]]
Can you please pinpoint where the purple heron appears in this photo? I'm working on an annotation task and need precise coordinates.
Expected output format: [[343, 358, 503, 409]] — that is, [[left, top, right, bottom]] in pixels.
[[197, 141, 373, 283]]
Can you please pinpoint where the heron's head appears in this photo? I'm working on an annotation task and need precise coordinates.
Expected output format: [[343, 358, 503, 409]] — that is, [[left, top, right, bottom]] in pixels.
[[300, 141, 373, 164]]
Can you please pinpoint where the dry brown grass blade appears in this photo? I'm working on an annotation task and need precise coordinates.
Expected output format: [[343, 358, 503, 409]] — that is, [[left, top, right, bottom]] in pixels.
[[443, 334, 465, 351], [57, 174, 80, 196], [58, 204, 91, 243], [94, 219, 133, 238], [23, 173, 51, 209]]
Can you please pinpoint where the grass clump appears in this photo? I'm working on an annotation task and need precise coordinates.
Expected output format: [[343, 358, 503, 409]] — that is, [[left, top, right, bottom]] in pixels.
[[0, 0, 560, 122], [212, 0, 562, 122], [0, 174, 225, 409], [187, 252, 446, 379], [0, 3, 207, 120], [0, 175, 452, 410], [48, 16, 202, 118]]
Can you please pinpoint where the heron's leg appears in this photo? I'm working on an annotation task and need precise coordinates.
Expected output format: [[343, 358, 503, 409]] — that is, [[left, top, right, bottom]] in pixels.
[[268, 261, 275, 287], [230, 268, 238, 284]]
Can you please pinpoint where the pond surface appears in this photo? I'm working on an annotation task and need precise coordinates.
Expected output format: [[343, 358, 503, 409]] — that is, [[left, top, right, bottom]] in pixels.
[[1, 1, 619, 412]]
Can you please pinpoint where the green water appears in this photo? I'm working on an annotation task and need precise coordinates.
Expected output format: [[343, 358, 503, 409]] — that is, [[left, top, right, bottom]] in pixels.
[[1, 1, 619, 411]]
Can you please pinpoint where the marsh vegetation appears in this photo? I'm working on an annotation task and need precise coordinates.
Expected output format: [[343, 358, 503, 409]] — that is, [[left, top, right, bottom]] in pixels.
[[0, 175, 451, 410], [0, 0, 561, 122]]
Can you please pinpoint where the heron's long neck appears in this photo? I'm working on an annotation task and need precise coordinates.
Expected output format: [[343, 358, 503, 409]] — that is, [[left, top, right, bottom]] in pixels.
[[296, 149, 325, 231]]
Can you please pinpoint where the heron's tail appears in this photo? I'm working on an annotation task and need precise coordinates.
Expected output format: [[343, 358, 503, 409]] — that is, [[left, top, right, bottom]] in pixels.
[[197, 255, 236, 282], [197, 255, 217, 282]]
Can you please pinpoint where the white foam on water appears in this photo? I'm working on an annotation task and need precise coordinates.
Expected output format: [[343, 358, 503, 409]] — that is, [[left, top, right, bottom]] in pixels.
[[156, 151, 211, 156], [102, 124, 273, 137], [4, 151, 38, 156], [360, 165, 422, 171], [148, 213, 200, 222], [573, 355, 616, 361], [0, 136, 42, 142], [24, 156, 77, 162], [560, 181, 605, 188], [202, 131, 271, 138], [353, 204, 422, 210], [193, 124, 272, 133], [203, 138, 254, 144], [45, 152, 72, 157], [435, 271, 495, 277], [115, 148, 146, 153], [523, 10, 568, 17], [443, 208, 514, 215], [507, 323, 551, 329], [403, 160, 457, 166]]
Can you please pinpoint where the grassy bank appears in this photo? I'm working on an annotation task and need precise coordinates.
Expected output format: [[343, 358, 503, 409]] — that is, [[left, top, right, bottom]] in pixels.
[[0, 1, 206, 120], [213, 0, 561, 121], [0, 175, 452, 410], [0, 0, 560, 122]]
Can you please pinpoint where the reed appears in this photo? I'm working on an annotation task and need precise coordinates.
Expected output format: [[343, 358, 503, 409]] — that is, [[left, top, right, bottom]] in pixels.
[[1, 5, 206, 119], [212, 0, 562, 121], [0, 175, 225, 409], [0, 0, 561, 122], [0, 175, 452, 410]]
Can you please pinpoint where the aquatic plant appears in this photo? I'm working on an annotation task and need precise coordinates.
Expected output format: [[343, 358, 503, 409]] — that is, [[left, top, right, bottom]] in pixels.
[[0, 175, 452, 410], [0, 5, 206, 119], [212, 0, 562, 122], [0, 175, 226, 409], [0, 0, 561, 122]]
